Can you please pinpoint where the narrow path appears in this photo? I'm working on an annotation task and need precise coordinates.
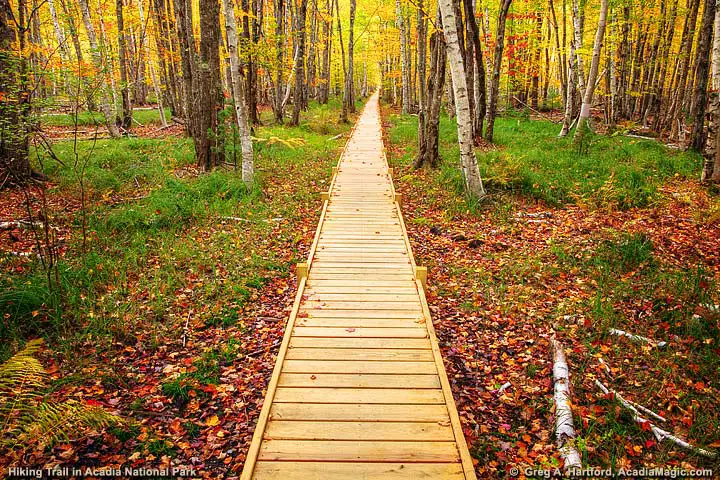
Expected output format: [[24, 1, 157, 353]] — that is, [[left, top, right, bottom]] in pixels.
[[241, 92, 476, 479]]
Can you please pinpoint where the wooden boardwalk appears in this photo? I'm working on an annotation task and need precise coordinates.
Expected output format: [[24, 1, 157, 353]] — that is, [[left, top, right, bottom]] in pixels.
[[241, 92, 476, 480]]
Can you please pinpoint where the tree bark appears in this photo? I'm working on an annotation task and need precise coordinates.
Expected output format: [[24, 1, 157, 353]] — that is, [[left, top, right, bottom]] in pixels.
[[196, 0, 222, 170], [484, 0, 513, 142], [318, 0, 332, 104], [116, 0, 133, 131], [690, 0, 715, 151], [396, 0, 410, 113], [415, 8, 446, 169], [274, 0, 286, 122], [416, 0, 428, 166], [343, 0, 356, 114], [173, 0, 195, 135], [463, 0, 486, 139], [439, 0, 486, 196], [291, 0, 308, 126], [222, 0, 254, 187], [703, 0, 720, 181], [0, 0, 31, 181]]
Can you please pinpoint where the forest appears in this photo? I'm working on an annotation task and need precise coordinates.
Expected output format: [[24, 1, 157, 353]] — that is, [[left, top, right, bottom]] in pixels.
[[1, 0, 720, 476]]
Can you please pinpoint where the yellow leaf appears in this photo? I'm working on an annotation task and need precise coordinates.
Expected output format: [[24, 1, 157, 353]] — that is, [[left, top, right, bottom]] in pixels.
[[205, 415, 219, 426]]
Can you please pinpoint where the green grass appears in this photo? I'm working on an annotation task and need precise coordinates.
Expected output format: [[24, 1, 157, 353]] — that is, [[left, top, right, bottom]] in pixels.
[[41, 107, 172, 127], [387, 112, 701, 209], [1, 98, 357, 362]]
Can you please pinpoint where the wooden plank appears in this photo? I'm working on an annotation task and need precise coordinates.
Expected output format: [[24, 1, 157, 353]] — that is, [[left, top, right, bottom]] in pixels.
[[302, 301, 422, 311], [258, 440, 460, 463], [306, 280, 416, 287], [252, 462, 465, 480], [264, 421, 455, 441], [289, 337, 431, 349], [273, 387, 445, 404], [308, 274, 415, 281], [292, 327, 428, 338], [285, 348, 434, 361], [269, 403, 450, 422], [282, 360, 436, 374], [305, 286, 417, 293], [298, 309, 424, 318], [296, 318, 425, 328], [277, 373, 441, 388], [305, 293, 419, 302]]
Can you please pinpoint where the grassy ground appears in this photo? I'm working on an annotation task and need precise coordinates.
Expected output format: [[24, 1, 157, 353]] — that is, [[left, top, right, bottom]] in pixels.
[[383, 107, 720, 476], [0, 97, 361, 471], [388, 112, 700, 209], [41, 107, 172, 127]]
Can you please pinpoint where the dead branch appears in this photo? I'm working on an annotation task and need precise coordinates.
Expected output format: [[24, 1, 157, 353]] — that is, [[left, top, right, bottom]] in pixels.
[[595, 380, 716, 459]]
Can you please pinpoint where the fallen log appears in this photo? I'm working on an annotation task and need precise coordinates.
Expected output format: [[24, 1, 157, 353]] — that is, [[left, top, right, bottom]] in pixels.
[[551, 337, 583, 471]]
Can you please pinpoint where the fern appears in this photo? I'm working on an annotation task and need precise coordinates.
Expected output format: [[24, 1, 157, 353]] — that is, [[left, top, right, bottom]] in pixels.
[[0, 339, 123, 455]]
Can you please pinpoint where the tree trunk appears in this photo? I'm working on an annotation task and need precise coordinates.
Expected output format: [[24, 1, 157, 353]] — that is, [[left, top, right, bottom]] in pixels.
[[274, 0, 286, 122], [138, 0, 167, 127], [222, 0, 254, 187], [196, 0, 222, 170], [690, 0, 715, 151], [416, 8, 446, 169], [484, 0, 513, 143], [343, 0, 356, 114], [173, 0, 196, 135], [463, 0, 486, 139], [78, 0, 121, 137], [439, 0, 486, 196], [703, 0, 720, 181], [573, 0, 608, 151], [0, 0, 31, 182], [318, 0, 332, 104], [116, 0, 133, 131], [396, 0, 410, 113], [416, 0, 428, 167], [336, 0, 348, 122], [291, 0, 308, 126]]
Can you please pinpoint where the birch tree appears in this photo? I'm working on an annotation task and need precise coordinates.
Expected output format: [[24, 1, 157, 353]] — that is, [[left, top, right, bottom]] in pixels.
[[439, 0, 486, 196], [222, 0, 254, 188], [573, 0, 609, 150], [702, 0, 720, 181]]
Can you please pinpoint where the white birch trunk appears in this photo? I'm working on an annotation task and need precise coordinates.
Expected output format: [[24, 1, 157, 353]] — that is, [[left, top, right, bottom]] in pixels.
[[438, 0, 485, 197], [222, 0, 254, 188], [78, 0, 121, 137], [551, 338, 583, 472]]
